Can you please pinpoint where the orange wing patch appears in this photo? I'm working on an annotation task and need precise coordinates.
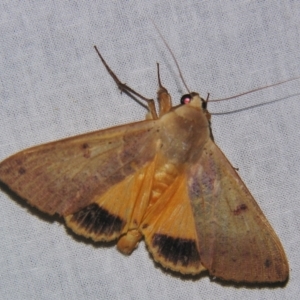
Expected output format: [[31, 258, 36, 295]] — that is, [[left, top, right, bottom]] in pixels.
[[65, 159, 156, 243], [141, 174, 206, 275]]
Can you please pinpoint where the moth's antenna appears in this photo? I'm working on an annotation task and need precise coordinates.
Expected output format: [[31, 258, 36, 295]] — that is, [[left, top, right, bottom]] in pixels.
[[210, 76, 300, 102], [152, 21, 191, 93], [210, 92, 300, 115]]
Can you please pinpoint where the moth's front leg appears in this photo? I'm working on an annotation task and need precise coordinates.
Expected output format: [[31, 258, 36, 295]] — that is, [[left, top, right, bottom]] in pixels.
[[94, 45, 159, 120], [156, 63, 172, 116]]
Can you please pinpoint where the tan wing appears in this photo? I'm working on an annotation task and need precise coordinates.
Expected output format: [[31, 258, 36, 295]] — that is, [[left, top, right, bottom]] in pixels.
[[141, 174, 206, 275], [187, 139, 289, 282], [0, 120, 160, 217]]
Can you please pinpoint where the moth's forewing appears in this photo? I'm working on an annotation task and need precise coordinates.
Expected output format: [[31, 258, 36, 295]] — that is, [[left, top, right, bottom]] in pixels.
[[0, 120, 160, 217], [188, 139, 289, 282]]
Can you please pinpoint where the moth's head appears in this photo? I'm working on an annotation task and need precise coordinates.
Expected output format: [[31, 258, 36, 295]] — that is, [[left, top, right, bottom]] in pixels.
[[180, 92, 206, 108], [180, 92, 211, 121]]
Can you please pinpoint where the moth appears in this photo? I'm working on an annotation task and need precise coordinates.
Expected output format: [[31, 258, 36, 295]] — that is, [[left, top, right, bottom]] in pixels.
[[0, 46, 288, 283]]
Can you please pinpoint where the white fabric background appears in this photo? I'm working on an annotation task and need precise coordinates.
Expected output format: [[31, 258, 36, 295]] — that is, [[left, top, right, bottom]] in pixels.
[[1, 1, 300, 299]]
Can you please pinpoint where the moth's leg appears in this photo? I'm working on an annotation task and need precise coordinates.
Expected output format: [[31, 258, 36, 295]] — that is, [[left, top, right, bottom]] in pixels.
[[156, 63, 172, 116], [94, 46, 158, 119]]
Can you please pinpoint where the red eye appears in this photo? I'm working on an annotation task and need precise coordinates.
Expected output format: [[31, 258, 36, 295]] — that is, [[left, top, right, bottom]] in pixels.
[[180, 94, 192, 105]]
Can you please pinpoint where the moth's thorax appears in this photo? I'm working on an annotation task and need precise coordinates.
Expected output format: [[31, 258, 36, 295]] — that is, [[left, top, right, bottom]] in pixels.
[[158, 102, 210, 165]]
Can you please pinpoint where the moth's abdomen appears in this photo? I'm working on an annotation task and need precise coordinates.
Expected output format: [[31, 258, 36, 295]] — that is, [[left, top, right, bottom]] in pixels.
[[150, 162, 179, 204]]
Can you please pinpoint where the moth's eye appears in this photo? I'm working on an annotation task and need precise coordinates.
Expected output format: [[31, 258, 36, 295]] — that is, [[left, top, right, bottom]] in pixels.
[[180, 94, 192, 105]]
